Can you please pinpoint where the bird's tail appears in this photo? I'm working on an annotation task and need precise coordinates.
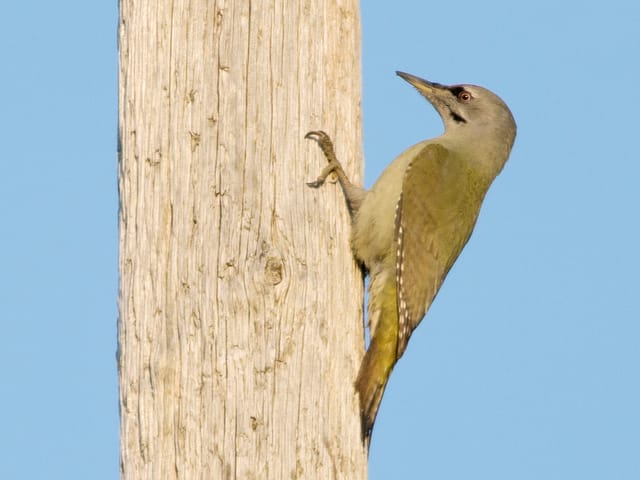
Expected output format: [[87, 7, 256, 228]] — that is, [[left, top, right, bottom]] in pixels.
[[355, 329, 397, 448]]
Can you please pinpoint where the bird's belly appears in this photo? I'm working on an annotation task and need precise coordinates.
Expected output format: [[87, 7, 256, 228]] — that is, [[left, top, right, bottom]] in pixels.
[[350, 189, 398, 269]]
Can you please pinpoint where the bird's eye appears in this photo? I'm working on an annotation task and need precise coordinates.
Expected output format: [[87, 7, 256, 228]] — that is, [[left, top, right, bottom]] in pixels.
[[458, 91, 472, 102]]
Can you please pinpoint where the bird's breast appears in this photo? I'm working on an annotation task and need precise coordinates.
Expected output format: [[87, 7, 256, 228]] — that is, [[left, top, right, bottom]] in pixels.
[[350, 141, 433, 268]]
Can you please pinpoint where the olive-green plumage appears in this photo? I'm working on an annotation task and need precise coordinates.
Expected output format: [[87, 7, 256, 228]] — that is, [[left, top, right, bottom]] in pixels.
[[306, 71, 516, 446]]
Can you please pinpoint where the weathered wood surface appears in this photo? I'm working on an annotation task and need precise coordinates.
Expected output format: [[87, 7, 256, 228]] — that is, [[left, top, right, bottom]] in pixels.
[[118, 0, 365, 478]]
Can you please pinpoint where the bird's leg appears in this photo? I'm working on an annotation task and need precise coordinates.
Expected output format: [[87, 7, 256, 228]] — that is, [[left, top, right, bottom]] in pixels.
[[305, 130, 366, 216]]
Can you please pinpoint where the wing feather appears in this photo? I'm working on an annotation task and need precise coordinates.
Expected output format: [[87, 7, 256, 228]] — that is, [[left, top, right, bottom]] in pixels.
[[395, 143, 488, 358]]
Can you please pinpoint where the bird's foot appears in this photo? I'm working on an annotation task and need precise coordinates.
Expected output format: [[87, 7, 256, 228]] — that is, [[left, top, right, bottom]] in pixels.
[[304, 130, 346, 188]]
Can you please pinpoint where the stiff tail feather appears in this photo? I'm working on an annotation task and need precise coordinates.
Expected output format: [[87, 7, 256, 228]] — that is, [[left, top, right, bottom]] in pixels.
[[355, 334, 397, 448]]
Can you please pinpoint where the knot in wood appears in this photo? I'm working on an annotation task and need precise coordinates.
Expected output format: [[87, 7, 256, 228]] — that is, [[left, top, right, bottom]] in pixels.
[[264, 256, 283, 285]]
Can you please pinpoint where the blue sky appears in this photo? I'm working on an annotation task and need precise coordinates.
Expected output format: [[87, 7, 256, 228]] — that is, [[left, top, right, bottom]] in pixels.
[[1, 1, 638, 479]]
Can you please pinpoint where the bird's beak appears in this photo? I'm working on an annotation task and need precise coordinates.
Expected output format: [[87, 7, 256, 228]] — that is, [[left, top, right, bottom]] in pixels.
[[396, 71, 457, 122], [396, 71, 448, 97]]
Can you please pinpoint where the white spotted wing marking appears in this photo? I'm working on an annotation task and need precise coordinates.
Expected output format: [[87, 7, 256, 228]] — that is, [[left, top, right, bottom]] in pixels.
[[395, 190, 411, 359]]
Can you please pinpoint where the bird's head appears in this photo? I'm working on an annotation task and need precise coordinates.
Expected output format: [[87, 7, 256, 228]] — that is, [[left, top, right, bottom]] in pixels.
[[396, 70, 516, 151]]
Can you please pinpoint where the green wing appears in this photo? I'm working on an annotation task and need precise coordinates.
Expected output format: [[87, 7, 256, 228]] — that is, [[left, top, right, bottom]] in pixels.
[[395, 143, 488, 358]]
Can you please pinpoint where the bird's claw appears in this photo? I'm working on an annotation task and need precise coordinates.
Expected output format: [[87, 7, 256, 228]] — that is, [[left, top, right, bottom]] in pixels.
[[305, 130, 340, 187], [304, 130, 329, 143], [306, 179, 325, 188]]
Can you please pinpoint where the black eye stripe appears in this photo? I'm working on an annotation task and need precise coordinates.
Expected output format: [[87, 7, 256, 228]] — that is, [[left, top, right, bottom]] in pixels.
[[451, 111, 466, 123]]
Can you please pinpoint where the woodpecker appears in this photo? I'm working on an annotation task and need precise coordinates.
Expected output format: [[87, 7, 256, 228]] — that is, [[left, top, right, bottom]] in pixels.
[[306, 71, 516, 445]]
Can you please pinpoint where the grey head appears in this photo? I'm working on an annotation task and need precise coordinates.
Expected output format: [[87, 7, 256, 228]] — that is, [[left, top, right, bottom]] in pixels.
[[396, 70, 516, 152]]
